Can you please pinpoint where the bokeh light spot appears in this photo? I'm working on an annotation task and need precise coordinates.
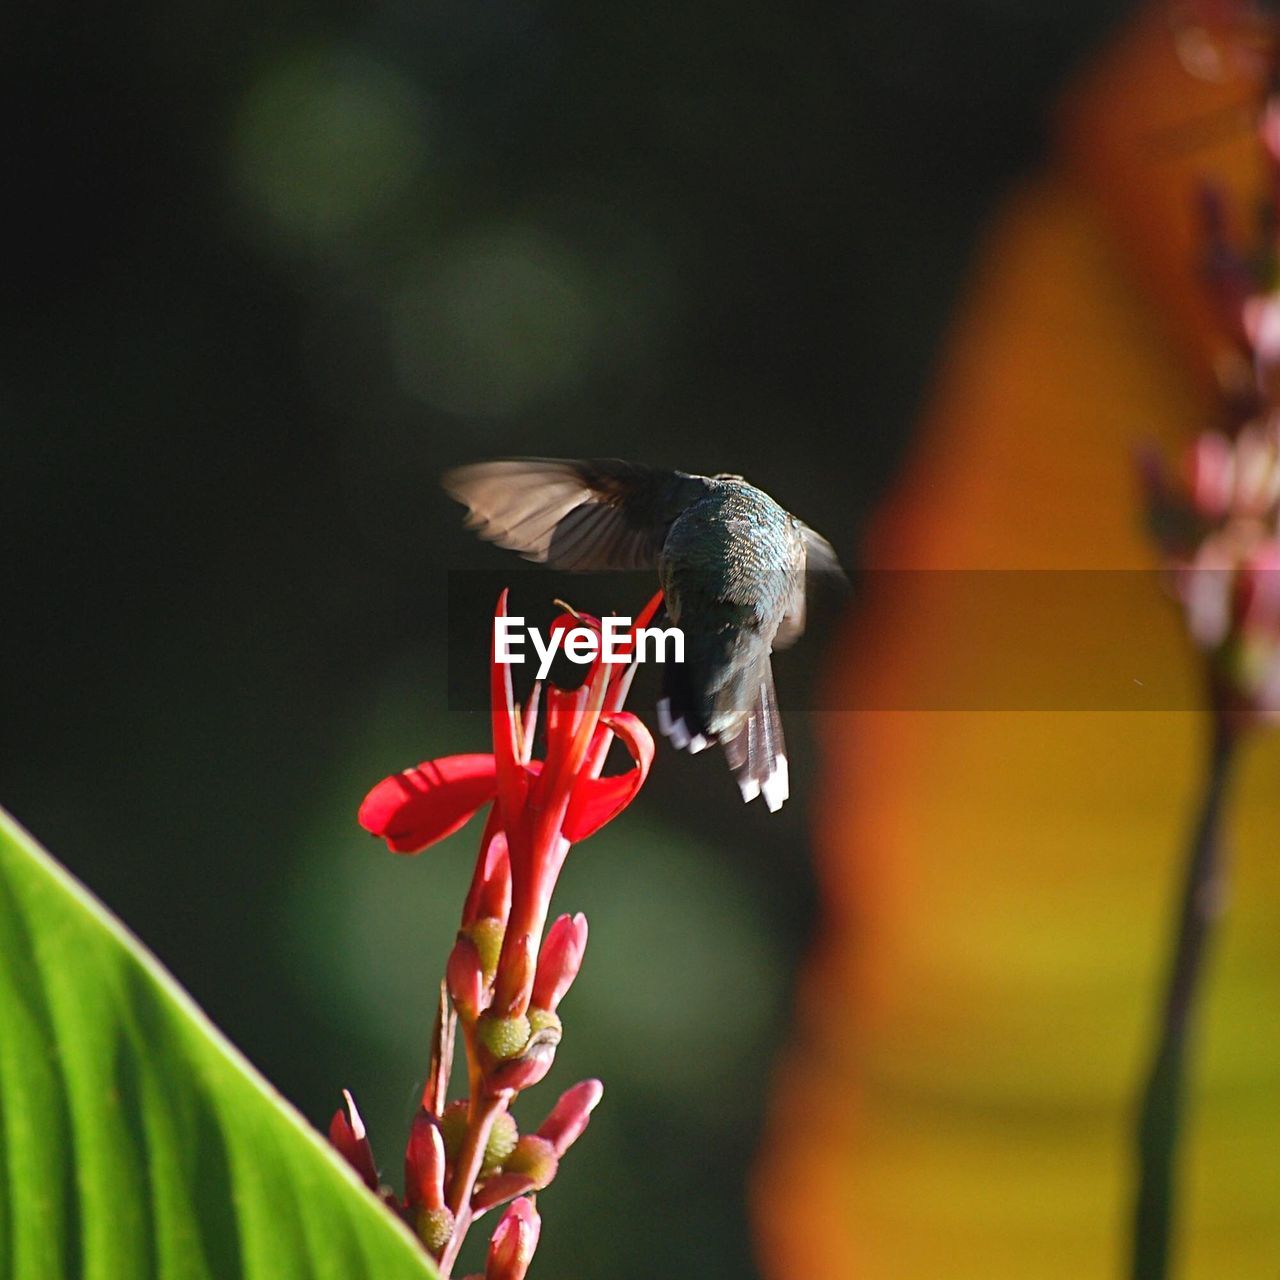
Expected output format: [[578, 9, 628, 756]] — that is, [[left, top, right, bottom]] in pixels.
[[391, 228, 595, 417], [231, 46, 427, 250]]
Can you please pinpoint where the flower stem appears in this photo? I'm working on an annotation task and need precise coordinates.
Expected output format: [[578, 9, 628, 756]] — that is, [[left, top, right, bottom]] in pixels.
[[438, 1085, 505, 1277], [1130, 710, 1238, 1280]]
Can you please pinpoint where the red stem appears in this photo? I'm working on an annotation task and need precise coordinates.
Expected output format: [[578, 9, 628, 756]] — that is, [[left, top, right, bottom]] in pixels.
[[438, 1078, 506, 1275]]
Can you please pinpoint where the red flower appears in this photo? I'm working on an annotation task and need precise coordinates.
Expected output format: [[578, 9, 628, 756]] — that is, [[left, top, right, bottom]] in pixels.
[[360, 588, 659, 1024], [348, 589, 653, 1269], [359, 590, 658, 855]]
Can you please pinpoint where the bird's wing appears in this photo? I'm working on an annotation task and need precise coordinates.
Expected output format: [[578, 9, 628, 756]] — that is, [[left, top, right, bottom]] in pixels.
[[442, 458, 708, 571], [773, 521, 847, 651]]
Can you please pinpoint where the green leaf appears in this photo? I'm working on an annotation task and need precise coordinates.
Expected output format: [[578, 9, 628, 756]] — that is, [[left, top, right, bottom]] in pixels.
[[0, 808, 439, 1280]]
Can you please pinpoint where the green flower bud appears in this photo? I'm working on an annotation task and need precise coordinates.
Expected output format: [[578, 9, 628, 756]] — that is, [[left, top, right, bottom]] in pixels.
[[504, 1134, 559, 1190], [415, 1205, 454, 1253], [479, 1011, 531, 1060], [482, 1110, 519, 1174], [439, 1099, 519, 1174], [465, 917, 506, 981], [440, 1099, 469, 1162], [527, 1008, 562, 1039]]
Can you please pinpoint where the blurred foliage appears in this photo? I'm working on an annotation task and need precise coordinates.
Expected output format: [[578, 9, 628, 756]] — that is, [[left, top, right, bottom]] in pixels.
[[758, 16, 1280, 1275], [2, 2, 1131, 1276]]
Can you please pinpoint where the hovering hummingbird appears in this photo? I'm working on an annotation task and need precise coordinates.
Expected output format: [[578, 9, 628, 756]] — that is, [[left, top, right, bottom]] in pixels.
[[442, 459, 844, 813]]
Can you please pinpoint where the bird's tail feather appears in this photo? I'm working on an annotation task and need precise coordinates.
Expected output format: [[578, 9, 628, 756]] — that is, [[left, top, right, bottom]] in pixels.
[[658, 658, 788, 811], [657, 657, 714, 755], [721, 664, 789, 812]]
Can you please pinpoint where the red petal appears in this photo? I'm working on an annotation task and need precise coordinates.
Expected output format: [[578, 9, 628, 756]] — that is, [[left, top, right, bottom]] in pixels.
[[561, 711, 654, 841], [545, 682, 586, 741], [536, 1078, 604, 1156], [518, 682, 542, 765], [539, 682, 587, 794], [329, 1089, 379, 1191], [358, 754, 497, 853], [487, 1197, 541, 1280], [550, 608, 601, 637], [600, 592, 665, 713], [404, 1108, 448, 1212], [462, 814, 512, 926], [491, 589, 527, 820], [532, 912, 588, 1011], [602, 590, 666, 664], [634, 590, 665, 631]]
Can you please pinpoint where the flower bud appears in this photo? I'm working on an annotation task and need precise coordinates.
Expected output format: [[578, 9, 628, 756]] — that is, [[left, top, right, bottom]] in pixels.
[[464, 830, 512, 926], [1179, 538, 1235, 648], [447, 934, 486, 1022], [482, 1110, 520, 1174], [439, 1100, 519, 1173], [1234, 543, 1280, 638], [537, 1078, 603, 1156], [404, 1109, 447, 1212], [440, 1099, 469, 1163], [478, 1012, 531, 1060], [1245, 294, 1280, 380], [328, 1088, 379, 1191], [488, 1051, 553, 1095], [492, 932, 535, 1017], [504, 1134, 559, 1190], [1185, 432, 1234, 520], [485, 1197, 541, 1280], [471, 1170, 537, 1214], [466, 917, 507, 982], [1263, 97, 1280, 166], [414, 1205, 455, 1254], [531, 913, 588, 1013], [486, 1013, 561, 1094], [528, 1008, 561, 1036], [1232, 423, 1280, 517]]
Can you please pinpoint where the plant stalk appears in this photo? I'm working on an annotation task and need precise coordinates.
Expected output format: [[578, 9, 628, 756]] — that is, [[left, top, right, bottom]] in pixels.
[[438, 1085, 505, 1276], [1130, 710, 1237, 1280]]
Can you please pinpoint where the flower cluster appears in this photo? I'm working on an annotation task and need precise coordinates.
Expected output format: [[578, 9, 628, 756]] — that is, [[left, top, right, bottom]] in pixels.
[[329, 589, 660, 1278], [1142, 59, 1280, 727]]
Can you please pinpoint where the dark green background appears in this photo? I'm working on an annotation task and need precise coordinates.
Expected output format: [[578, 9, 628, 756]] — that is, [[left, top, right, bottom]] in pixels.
[[2, 3, 1129, 1274]]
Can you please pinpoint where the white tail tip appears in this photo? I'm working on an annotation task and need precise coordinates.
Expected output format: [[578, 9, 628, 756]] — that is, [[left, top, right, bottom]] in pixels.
[[761, 756, 789, 812], [657, 697, 694, 749]]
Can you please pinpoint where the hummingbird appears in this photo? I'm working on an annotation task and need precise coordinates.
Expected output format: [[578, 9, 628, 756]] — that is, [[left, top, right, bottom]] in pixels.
[[442, 458, 844, 812]]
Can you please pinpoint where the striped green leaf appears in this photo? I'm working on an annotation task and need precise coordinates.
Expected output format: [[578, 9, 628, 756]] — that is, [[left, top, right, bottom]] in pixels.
[[0, 808, 438, 1280]]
